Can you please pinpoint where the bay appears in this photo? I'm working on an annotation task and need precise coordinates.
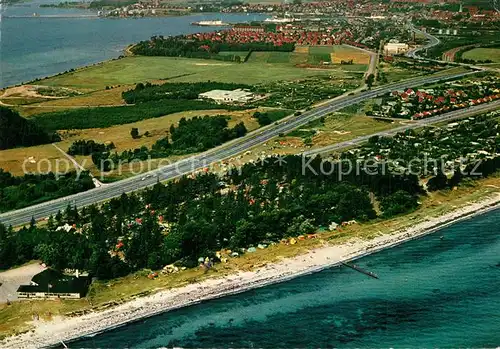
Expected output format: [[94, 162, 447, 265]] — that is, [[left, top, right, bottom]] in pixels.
[[0, 0, 267, 87]]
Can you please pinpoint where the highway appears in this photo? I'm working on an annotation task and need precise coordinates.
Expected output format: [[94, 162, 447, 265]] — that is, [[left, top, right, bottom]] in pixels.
[[0, 70, 477, 227]]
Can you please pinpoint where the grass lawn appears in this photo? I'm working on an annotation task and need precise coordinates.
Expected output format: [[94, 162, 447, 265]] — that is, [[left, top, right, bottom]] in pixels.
[[39, 56, 338, 91], [379, 62, 424, 83], [1, 173, 498, 339], [0, 108, 267, 178], [0, 144, 67, 177], [18, 87, 129, 117], [311, 113, 407, 147], [462, 48, 500, 63]]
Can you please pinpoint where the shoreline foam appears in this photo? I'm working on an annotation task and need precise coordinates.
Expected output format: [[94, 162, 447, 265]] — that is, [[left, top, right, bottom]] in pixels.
[[2, 193, 500, 349]]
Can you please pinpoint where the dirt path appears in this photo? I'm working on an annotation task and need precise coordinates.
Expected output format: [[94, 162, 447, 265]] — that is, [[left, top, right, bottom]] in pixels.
[[51, 144, 104, 188], [0, 263, 46, 304]]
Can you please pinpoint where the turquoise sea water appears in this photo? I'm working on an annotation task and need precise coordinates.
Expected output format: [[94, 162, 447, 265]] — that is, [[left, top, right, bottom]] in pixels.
[[73, 209, 500, 348], [0, 0, 267, 87]]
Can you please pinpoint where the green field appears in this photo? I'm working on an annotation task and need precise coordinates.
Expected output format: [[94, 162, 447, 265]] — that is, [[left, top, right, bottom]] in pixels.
[[462, 48, 500, 63], [247, 49, 332, 65], [309, 46, 335, 55], [40, 56, 342, 91], [308, 53, 331, 65]]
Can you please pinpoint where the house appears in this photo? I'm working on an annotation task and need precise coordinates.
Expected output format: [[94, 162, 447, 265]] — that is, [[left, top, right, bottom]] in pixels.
[[232, 25, 264, 33], [199, 89, 255, 104], [17, 269, 91, 300]]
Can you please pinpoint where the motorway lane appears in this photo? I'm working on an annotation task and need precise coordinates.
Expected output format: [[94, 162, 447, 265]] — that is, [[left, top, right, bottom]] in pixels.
[[0, 70, 477, 227]]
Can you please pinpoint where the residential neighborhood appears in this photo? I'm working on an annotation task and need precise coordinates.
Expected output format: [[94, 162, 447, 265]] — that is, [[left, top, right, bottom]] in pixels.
[[369, 76, 500, 120]]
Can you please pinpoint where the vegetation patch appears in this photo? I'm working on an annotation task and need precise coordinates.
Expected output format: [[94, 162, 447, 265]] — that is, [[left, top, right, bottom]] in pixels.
[[122, 81, 252, 104], [0, 170, 94, 213], [92, 115, 248, 171], [0, 107, 60, 150], [252, 109, 292, 126], [32, 100, 241, 131]]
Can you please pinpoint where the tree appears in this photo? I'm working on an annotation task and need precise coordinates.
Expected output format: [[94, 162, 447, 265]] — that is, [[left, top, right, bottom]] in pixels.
[[0, 106, 58, 150], [130, 127, 140, 139], [366, 74, 375, 89], [380, 190, 419, 217], [232, 122, 247, 138], [427, 171, 448, 191]]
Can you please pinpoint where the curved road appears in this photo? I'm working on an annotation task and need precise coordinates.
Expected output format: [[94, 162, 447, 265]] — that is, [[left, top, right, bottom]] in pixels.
[[0, 70, 476, 227], [406, 25, 441, 59]]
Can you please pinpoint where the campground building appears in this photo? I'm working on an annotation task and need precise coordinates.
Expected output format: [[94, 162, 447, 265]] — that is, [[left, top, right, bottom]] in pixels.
[[17, 269, 91, 300]]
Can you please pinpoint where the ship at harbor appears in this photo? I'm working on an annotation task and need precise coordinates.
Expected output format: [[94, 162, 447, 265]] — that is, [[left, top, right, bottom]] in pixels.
[[191, 20, 229, 27]]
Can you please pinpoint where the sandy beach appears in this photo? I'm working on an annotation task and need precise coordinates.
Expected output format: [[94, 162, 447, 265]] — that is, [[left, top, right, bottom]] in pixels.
[[2, 193, 500, 349]]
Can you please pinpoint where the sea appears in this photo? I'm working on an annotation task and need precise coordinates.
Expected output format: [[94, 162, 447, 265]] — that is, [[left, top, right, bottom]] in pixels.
[[0, 0, 268, 88], [71, 209, 500, 348]]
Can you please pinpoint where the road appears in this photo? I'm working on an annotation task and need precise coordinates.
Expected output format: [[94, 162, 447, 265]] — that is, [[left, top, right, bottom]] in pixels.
[[304, 100, 500, 156], [406, 25, 499, 73], [0, 70, 477, 227], [51, 144, 104, 188], [406, 25, 441, 59]]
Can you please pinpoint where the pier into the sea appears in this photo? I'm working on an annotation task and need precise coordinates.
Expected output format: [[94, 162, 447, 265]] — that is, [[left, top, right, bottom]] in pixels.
[[341, 262, 379, 279]]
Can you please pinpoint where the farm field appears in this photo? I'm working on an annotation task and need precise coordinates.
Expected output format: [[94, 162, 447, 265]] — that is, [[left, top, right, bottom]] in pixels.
[[248, 45, 370, 68], [462, 48, 500, 62], [329, 45, 371, 64], [37, 48, 369, 92]]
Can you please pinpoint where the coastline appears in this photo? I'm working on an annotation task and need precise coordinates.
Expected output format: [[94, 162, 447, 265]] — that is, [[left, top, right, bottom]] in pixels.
[[2, 193, 499, 349]]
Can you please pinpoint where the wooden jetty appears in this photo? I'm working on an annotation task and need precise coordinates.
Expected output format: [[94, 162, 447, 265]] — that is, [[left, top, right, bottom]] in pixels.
[[341, 262, 379, 279]]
